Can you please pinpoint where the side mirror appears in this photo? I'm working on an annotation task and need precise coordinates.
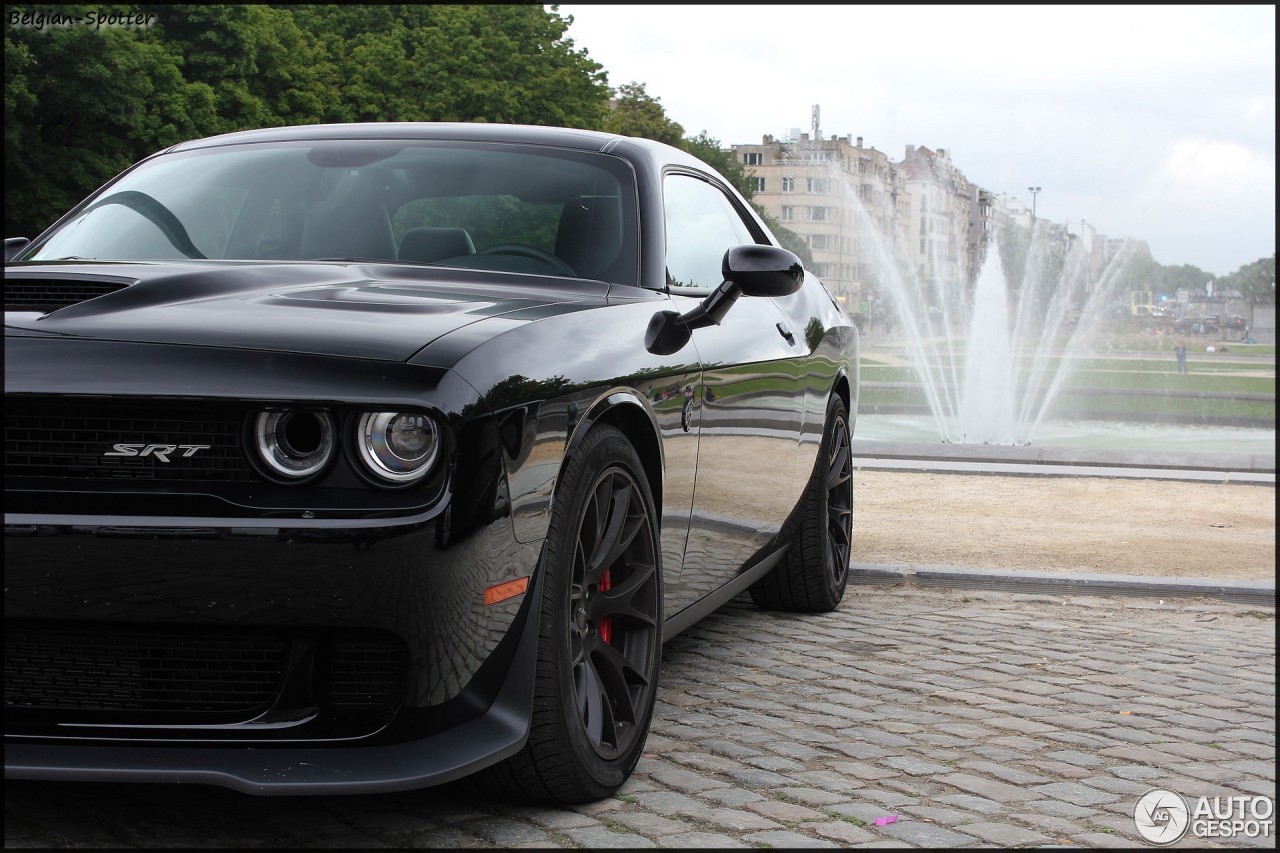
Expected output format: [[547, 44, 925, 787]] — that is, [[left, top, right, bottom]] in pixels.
[[645, 244, 806, 355], [723, 244, 803, 297], [5, 238, 31, 262]]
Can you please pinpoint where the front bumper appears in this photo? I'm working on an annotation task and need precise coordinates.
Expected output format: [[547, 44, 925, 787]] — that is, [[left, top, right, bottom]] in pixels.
[[4, 513, 544, 793]]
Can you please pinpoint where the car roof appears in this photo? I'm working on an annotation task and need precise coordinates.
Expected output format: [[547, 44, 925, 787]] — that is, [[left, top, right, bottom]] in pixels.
[[166, 122, 712, 172]]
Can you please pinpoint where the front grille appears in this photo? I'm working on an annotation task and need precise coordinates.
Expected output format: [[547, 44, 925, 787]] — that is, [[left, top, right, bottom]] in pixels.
[[5, 628, 406, 726], [329, 641, 404, 709], [5, 400, 253, 483], [5, 279, 130, 313], [5, 628, 287, 714]]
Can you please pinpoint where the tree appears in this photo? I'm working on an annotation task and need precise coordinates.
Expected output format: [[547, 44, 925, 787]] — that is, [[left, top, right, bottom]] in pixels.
[[141, 4, 339, 132], [1150, 262, 1214, 297], [293, 4, 610, 127], [5, 7, 216, 237], [753, 206, 815, 269], [5, 4, 616, 235], [997, 221, 1032, 296], [1219, 254, 1276, 304], [602, 82, 684, 145]]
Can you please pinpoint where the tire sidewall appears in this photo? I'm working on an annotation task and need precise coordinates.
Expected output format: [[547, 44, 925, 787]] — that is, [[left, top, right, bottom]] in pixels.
[[536, 426, 661, 795], [823, 398, 852, 600]]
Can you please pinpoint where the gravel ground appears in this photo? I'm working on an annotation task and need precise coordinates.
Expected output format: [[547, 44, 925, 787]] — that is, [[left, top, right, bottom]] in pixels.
[[853, 469, 1275, 582]]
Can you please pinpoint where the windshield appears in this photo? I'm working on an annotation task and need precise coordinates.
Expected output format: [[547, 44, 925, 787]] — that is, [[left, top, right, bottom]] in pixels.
[[27, 140, 639, 284]]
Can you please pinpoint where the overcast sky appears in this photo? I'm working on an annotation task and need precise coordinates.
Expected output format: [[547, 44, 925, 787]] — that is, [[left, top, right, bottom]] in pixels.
[[556, 4, 1275, 278]]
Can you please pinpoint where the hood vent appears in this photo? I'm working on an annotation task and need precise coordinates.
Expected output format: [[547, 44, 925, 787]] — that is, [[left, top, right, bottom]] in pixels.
[[5, 279, 130, 314]]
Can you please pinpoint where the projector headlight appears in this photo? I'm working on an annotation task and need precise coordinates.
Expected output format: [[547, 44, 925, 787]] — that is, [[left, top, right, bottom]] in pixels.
[[356, 411, 440, 486], [250, 410, 335, 482]]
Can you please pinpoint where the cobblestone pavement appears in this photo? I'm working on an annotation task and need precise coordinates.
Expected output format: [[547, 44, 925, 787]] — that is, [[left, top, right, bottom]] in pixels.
[[5, 586, 1275, 849]]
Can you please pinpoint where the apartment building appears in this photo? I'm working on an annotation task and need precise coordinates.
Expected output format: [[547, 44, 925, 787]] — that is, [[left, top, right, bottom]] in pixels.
[[898, 145, 976, 310], [731, 127, 1105, 322], [735, 132, 901, 309]]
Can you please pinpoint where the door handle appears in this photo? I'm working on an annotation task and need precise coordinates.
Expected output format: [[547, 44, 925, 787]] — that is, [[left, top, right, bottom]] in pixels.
[[776, 322, 796, 345]]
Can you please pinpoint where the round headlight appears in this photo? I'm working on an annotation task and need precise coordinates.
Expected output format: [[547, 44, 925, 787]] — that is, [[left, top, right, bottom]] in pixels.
[[356, 412, 440, 485], [252, 411, 335, 481]]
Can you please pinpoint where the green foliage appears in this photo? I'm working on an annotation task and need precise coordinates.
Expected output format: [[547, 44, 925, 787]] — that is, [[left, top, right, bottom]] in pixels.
[[1219, 254, 1276, 304], [998, 220, 1031, 289], [5, 5, 217, 237], [5, 4, 611, 237], [292, 4, 609, 127], [1110, 249, 1160, 297], [603, 82, 684, 145], [754, 205, 815, 268], [1151, 262, 1214, 296], [143, 4, 338, 132], [681, 130, 748, 194], [1133, 252, 1275, 304]]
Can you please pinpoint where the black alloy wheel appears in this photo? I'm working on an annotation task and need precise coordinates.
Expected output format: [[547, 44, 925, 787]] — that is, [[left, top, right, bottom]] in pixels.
[[480, 423, 661, 803], [567, 458, 660, 761], [822, 401, 854, 587], [749, 394, 853, 612]]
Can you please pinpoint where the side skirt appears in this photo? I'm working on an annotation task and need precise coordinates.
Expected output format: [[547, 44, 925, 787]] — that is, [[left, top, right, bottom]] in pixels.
[[661, 545, 787, 642]]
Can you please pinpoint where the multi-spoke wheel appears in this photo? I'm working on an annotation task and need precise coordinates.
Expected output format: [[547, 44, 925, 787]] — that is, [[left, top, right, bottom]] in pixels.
[[749, 394, 853, 612], [482, 423, 661, 803]]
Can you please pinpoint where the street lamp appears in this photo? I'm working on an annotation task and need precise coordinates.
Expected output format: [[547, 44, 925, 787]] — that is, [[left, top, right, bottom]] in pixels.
[[1028, 186, 1041, 220]]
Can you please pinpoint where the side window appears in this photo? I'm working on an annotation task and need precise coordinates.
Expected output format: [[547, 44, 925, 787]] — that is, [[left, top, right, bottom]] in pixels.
[[663, 174, 757, 290]]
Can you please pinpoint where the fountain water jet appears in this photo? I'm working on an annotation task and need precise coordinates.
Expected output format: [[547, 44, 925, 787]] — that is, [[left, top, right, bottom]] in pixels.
[[868, 221, 1144, 445], [789, 140, 1145, 446]]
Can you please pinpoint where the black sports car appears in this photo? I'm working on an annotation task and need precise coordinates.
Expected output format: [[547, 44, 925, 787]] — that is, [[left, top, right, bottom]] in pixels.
[[4, 122, 859, 803]]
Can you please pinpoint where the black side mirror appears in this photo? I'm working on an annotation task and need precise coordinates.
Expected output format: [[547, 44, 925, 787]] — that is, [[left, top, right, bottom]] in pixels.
[[645, 244, 805, 355], [5, 238, 31, 262], [723, 244, 803, 297]]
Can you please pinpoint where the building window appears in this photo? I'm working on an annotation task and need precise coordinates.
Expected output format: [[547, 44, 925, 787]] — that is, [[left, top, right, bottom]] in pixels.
[[807, 206, 829, 222], [781, 206, 794, 222], [810, 234, 831, 251], [806, 177, 830, 194], [752, 176, 766, 193], [782, 176, 795, 192], [743, 152, 763, 165]]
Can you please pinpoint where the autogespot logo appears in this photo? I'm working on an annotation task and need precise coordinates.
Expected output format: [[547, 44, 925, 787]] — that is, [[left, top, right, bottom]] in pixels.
[[1134, 789, 1190, 844], [1134, 789, 1275, 844]]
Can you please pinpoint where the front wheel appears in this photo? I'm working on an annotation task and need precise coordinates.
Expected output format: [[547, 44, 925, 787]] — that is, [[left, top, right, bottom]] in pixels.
[[749, 394, 853, 612], [480, 424, 662, 803]]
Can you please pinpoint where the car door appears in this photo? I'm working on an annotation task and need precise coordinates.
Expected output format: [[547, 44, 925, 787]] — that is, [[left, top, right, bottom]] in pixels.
[[660, 171, 808, 614]]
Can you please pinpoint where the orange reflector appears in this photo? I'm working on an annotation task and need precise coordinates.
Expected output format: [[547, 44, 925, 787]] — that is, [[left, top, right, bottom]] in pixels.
[[484, 576, 530, 606]]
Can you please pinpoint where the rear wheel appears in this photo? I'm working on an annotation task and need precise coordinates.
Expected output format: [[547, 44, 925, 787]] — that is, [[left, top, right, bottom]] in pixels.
[[750, 394, 853, 612], [481, 424, 661, 803]]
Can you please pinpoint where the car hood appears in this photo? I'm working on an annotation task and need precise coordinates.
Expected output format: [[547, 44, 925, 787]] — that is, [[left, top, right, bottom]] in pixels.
[[4, 260, 611, 363]]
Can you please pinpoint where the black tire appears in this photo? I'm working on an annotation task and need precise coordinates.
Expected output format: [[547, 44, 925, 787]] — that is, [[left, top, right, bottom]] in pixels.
[[749, 394, 853, 612], [480, 424, 662, 803]]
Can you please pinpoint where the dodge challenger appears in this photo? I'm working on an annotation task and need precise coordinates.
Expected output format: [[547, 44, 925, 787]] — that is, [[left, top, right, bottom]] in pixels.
[[4, 122, 859, 803]]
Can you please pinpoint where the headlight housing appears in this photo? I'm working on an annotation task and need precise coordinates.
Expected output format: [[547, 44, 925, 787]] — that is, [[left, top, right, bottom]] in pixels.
[[355, 411, 440, 486], [250, 410, 335, 482]]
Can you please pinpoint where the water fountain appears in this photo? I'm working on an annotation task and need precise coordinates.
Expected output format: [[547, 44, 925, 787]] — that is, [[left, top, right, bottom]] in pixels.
[[778, 136, 1273, 457], [862, 219, 1143, 446]]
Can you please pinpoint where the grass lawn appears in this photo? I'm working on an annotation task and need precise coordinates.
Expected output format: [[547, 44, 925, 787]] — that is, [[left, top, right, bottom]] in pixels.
[[858, 337, 1275, 423]]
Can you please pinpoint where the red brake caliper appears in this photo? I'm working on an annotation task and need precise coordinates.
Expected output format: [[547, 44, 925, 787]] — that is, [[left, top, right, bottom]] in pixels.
[[599, 568, 613, 645]]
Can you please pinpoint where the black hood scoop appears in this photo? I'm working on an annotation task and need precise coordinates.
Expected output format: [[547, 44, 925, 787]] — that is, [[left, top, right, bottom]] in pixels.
[[5, 276, 134, 314]]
